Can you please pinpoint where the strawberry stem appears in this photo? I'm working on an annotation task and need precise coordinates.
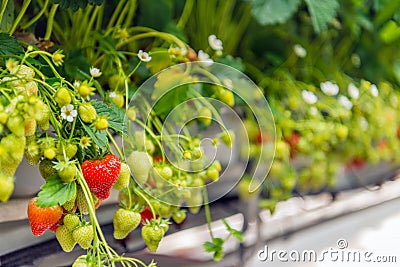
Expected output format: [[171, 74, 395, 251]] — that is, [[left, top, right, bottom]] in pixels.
[[76, 166, 116, 267]]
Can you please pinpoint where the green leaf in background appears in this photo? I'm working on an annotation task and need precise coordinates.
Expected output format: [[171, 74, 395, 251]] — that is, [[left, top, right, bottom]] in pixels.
[[305, 0, 340, 33], [37, 175, 77, 207], [92, 101, 126, 134], [216, 55, 245, 72], [0, 33, 23, 55], [380, 20, 400, 43], [0, 0, 14, 32], [81, 120, 108, 148], [137, 0, 173, 31], [248, 0, 301, 25]]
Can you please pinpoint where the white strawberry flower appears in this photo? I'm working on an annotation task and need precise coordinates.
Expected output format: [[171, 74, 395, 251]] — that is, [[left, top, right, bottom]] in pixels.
[[293, 44, 307, 58], [109, 92, 117, 99], [61, 104, 78, 122], [90, 67, 102, 77], [320, 81, 339, 96], [198, 50, 213, 66], [137, 50, 152, 62], [208, 34, 223, 51], [339, 95, 353, 110], [302, 90, 317, 104], [348, 83, 359, 99], [370, 84, 379, 97]]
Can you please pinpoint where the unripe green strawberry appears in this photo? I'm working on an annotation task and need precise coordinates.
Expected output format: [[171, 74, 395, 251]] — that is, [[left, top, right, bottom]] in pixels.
[[114, 163, 130, 190], [57, 163, 76, 183], [55, 87, 71, 107], [110, 92, 124, 108], [72, 225, 93, 249], [63, 191, 77, 212], [187, 190, 203, 214], [78, 103, 97, 123], [142, 224, 165, 252], [95, 117, 108, 130], [160, 166, 173, 179], [0, 111, 8, 125], [126, 107, 136, 121], [7, 114, 25, 136], [72, 255, 89, 267], [56, 225, 77, 252], [206, 168, 219, 181], [56, 143, 78, 161], [43, 148, 56, 160], [237, 178, 258, 201], [198, 107, 212, 126], [39, 159, 57, 180], [26, 142, 40, 165], [2, 134, 25, 162], [218, 89, 234, 107], [172, 210, 186, 224], [127, 151, 153, 184], [63, 214, 80, 230], [108, 74, 125, 90], [0, 175, 14, 202], [211, 160, 222, 172], [220, 130, 235, 148], [24, 118, 37, 137], [76, 187, 98, 215], [113, 208, 141, 239], [78, 83, 94, 98], [37, 105, 50, 130], [335, 124, 348, 141]]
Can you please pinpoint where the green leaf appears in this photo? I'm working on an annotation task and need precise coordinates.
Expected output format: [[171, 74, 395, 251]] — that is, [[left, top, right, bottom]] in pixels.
[[137, 0, 173, 31], [222, 219, 243, 242], [305, 0, 340, 33], [248, 0, 301, 25], [0, 0, 14, 32], [81, 120, 108, 148], [203, 238, 224, 262], [0, 33, 23, 55], [92, 101, 126, 134], [37, 176, 77, 207], [380, 20, 400, 43]]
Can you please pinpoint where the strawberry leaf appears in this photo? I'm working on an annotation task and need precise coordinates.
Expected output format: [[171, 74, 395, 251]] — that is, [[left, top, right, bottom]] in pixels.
[[81, 120, 107, 148], [37, 175, 77, 208], [92, 101, 126, 134], [203, 238, 224, 261], [0, 33, 23, 56], [222, 219, 243, 242]]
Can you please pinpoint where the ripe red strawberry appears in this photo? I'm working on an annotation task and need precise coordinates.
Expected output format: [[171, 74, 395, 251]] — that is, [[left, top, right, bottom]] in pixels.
[[81, 154, 121, 200], [27, 197, 63, 236]]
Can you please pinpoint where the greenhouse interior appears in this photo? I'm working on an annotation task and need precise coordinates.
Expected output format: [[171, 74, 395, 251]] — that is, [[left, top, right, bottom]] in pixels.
[[1, 0, 400, 266]]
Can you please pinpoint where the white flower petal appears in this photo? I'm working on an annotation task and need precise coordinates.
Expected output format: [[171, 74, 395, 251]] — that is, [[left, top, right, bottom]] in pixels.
[[339, 95, 353, 110], [320, 81, 339, 96], [67, 115, 74, 122], [208, 34, 223, 51], [71, 110, 78, 117], [302, 90, 318, 104], [348, 83, 359, 99], [293, 44, 307, 58], [138, 50, 151, 62], [370, 84, 379, 97], [90, 67, 102, 77]]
